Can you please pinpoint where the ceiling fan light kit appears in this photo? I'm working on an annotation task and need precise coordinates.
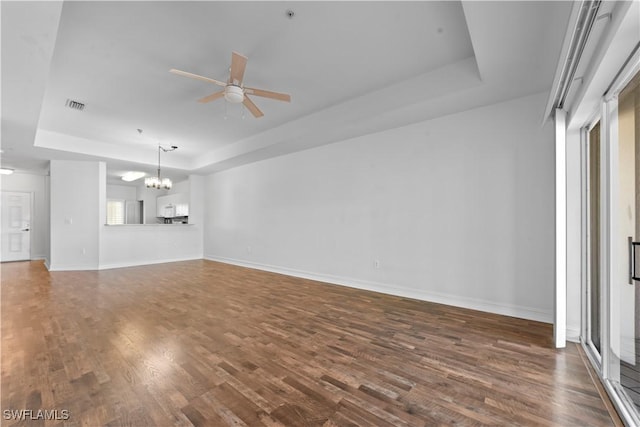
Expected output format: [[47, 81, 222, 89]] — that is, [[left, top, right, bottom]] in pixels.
[[224, 85, 244, 104], [170, 51, 291, 118]]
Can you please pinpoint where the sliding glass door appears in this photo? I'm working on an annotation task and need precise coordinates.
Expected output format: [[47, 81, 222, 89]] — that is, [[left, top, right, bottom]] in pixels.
[[612, 69, 640, 416], [584, 60, 640, 425]]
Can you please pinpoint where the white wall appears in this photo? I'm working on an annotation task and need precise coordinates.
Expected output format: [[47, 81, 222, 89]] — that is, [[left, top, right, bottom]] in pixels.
[[99, 176, 204, 269], [49, 160, 102, 270], [99, 224, 202, 269], [188, 175, 203, 226], [0, 172, 50, 261], [107, 184, 136, 200], [189, 175, 204, 255], [204, 92, 555, 322], [48, 161, 203, 270], [170, 179, 190, 195]]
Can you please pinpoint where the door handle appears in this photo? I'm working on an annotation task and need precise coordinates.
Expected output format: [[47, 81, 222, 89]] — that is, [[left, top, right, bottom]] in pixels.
[[629, 236, 640, 284], [21, 228, 29, 232]]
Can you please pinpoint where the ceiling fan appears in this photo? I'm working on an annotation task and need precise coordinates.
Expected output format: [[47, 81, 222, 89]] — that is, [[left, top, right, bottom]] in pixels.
[[170, 51, 291, 118]]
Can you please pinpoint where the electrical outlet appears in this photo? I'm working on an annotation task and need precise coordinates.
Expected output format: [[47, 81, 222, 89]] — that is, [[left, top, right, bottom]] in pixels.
[[247, 245, 252, 254]]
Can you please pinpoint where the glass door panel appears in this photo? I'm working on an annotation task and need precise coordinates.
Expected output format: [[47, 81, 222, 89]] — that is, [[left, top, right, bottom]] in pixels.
[[616, 70, 640, 413]]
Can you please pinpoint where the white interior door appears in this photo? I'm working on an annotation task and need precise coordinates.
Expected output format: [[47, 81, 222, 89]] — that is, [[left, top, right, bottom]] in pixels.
[[1, 191, 31, 262]]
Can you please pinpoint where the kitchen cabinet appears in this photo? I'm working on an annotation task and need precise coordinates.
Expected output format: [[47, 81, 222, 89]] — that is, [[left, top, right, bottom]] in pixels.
[[157, 193, 189, 218]]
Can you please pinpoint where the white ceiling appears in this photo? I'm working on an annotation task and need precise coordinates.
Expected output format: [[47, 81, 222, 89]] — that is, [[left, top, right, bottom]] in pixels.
[[1, 1, 572, 185]]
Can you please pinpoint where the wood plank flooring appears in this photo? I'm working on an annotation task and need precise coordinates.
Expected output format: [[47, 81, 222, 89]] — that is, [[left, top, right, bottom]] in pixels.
[[621, 340, 640, 412], [1, 260, 618, 426]]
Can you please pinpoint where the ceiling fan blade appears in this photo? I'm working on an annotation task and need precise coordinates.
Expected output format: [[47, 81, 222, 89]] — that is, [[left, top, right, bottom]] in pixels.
[[170, 69, 226, 87], [244, 87, 291, 102], [243, 95, 264, 118], [230, 52, 248, 86], [198, 90, 225, 103]]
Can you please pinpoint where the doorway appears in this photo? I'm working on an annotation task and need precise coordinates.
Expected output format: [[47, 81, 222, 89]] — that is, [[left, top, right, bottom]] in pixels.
[[0, 191, 32, 262]]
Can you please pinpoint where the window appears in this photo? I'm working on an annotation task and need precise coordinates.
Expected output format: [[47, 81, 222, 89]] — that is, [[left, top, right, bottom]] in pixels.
[[106, 199, 125, 225]]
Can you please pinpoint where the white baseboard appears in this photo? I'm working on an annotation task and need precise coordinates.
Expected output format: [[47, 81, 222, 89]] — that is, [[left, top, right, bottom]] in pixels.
[[566, 327, 581, 343], [98, 256, 201, 270], [46, 256, 201, 271], [204, 255, 553, 323], [44, 258, 51, 271], [47, 263, 99, 271]]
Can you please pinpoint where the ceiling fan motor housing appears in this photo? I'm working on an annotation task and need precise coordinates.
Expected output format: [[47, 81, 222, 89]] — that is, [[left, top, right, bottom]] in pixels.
[[224, 85, 244, 104]]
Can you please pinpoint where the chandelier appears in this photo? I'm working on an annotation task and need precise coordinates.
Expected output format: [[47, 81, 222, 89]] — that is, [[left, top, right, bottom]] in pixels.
[[145, 144, 177, 189]]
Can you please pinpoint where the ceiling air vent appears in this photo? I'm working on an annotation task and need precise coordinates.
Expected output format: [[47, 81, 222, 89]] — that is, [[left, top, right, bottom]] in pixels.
[[65, 99, 85, 111]]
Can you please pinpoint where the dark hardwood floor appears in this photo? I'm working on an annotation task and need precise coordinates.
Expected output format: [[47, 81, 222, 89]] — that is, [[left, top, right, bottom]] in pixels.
[[1, 260, 619, 426], [621, 340, 640, 412]]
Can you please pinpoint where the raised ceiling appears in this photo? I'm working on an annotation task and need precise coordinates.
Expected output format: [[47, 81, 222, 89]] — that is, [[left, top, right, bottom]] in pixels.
[[1, 1, 572, 183]]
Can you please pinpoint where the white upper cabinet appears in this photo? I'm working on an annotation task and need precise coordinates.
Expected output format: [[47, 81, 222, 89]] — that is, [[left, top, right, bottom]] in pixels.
[[156, 193, 189, 217]]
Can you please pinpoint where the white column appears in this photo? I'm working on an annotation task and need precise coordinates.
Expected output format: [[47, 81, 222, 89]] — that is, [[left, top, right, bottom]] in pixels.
[[555, 108, 567, 348]]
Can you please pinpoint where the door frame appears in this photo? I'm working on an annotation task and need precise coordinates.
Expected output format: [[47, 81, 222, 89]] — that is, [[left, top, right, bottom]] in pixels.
[[582, 116, 603, 369], [0, 190, 34, 262], [581, 47, 640, 426]]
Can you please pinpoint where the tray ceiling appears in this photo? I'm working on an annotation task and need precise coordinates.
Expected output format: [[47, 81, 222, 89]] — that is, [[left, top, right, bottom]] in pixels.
[[1, 1, 572, 181]]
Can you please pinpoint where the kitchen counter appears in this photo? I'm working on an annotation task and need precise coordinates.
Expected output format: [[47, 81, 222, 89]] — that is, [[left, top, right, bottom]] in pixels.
[[104, 223, 194, 226], [100, 222, 201, 269]]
